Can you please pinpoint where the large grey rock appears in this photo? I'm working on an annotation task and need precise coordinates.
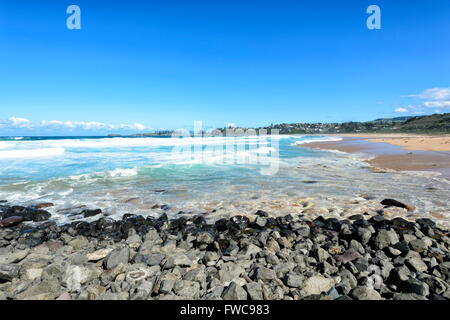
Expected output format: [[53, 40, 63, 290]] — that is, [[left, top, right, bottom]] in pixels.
[[373, 229, 399, 250], [104, 247, 130, 270], [16, 278, 62, 300], [245, 282, 263, 300], [219, 263, 245, 283], [302, 275, 335, 296], [87, 248, 113, 261], [62, 265, 88, 291], [350, 286, 382, 300], [0, 264, 20, 281], [406, 257, 428, 273], [0, 249, 29, 264], [164, 254, 192, 268], [409, 239, 427, 252], [174, 280, 200, 298], [254, 266, 276, 281], [222, 282, 248, 300], [285, 272, 303, 288]]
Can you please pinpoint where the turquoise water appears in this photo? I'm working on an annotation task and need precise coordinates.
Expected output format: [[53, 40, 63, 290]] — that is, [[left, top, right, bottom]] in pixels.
[[0, 135, 448, 225]]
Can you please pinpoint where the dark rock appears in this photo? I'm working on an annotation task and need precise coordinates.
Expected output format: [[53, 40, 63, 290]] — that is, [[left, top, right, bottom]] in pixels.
[[215, 218, 230, 232], [399, 278, 429, 296], [82, 209, 102, 218], [380, 199, 412, 211], [230, 215, 249, 230], [0, 216, 23, 228], [255, 210, 269, 217]]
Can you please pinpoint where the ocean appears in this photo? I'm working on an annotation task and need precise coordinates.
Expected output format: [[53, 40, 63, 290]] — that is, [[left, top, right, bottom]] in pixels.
[[0, 135, 448, 226]]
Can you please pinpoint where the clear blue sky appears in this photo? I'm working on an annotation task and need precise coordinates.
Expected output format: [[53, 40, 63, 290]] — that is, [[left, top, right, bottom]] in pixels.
[[0, 0, 449, 135]]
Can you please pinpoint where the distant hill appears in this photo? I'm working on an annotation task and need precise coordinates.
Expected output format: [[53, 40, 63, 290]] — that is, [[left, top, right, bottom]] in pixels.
[[114, 113, 450, 137], [397, 113, 450, 132], [240, 113, 450, 134]]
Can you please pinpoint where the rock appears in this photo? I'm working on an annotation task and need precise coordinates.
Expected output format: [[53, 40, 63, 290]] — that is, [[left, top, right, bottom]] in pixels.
[[409, 239, 427, 252], [386, 246, 402, 257], [82, 209, 102, 218], [254, 266, 276, 281], [0, 249, 29, 264], [406, 257, 428, 273], [254, 217, 267, 228], [349, 240, 365, 255], [87, 248, 114, 261], [393, 293, 427, 300], [222, 281, 248, 300], [0, 216, 23, 228], [313, 247, 330, 263], [399, 278, 429, 296], [335, 249, 362, 263], [327, 287, 340, 300], [302, 275, 335, 296], [0, 264, 20, 281], [196, 232, 215, 247], [255, 210, 269, 217], [219, 263, 245, 283], [56, 292, 72, 300], [350, 286, 382, 300], [104, 247, 130, 270], [68, 236, 89, 250], [24, 268, 43, 281], [16, 278, 61, 300], [380, 199, 413, 211], [245, 282, 263, 300], [126, 268, 148, 283], [174, 280, 200, 298], [389, 265, 411, 284], [126, 234, 142, 248], [243, 244, 262, 258], [62, 265, 89, 291], [164, 254, 192, 268], [285, 272, 303, 288], [31, 209, 52, 222], [373, 229, 399, 250], [34, 202, 54, 209]]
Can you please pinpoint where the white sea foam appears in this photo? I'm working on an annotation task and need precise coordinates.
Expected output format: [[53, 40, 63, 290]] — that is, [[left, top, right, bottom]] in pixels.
[[293, 137, 343, 145], [109, 168, 138, 177], [0, 147, 65, 159]]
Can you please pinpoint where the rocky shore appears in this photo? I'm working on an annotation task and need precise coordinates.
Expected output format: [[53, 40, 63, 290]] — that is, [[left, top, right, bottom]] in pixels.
[[0, 201, 449, 300]]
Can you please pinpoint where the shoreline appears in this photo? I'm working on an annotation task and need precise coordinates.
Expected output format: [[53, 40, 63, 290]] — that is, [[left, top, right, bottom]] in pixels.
[[1, 201, 449, 300], [298, 135, 450, 178]]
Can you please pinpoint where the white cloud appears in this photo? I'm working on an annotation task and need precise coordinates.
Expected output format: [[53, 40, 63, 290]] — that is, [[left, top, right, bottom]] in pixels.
[[394, 107, 409, 113], [423, 100, 450, 108], [0, 118, 148, 132], [399, 87, 450, 113], [411, 87, 450, 101]]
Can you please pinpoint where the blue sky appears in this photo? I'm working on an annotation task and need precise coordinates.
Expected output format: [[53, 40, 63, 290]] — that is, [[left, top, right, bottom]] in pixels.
[[0, 0, 449, 135]]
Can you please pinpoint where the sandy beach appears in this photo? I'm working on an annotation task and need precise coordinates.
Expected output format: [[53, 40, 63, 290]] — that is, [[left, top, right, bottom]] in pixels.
[[298, 134, 450, 177], [326, 134, 450, 152]]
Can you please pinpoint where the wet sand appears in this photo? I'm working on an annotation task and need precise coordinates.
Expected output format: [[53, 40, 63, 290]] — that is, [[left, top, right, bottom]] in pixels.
[[300, 136, 450, 178], [327, 134, 450, 152]]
